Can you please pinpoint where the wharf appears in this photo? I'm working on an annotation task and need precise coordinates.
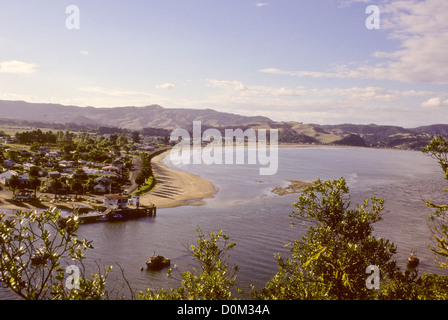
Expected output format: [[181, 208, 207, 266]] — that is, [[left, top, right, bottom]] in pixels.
[[75, 205, 157, 224]]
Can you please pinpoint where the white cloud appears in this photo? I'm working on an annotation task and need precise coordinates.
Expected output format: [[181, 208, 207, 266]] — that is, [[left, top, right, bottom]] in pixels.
[[422, 97, 448, 108], [259, 67, 363, 79], [207, 78, 448, 104], [372, 0, 448, 84], [206, 79, 306, 97], [79, 50, 89, 56], [318, 86, 399, 102], [155, 83, 175, 89], [206, 79, 247, 92], [198, 77, 448, 126], [256, 2, 269, 7], [262, 0, 448, 85], [0, 60, 37, 74]]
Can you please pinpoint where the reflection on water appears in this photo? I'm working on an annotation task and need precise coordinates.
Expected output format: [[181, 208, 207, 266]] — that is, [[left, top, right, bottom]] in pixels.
[[1, 147, 448, 299]]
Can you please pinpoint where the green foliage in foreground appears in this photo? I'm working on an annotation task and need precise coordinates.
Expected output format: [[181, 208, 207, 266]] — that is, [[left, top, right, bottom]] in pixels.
[[423, 135, 448, 269], [0, 210, 111, 300], [2, 136, 448, 300], [259, 178, 399, 300]]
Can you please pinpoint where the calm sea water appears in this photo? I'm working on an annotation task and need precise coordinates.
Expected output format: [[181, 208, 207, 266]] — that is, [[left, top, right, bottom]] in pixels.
[[1, 147, 448, 299]]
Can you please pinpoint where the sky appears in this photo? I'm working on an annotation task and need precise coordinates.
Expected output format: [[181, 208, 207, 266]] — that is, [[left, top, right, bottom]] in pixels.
[[0, 0, 447, 127]]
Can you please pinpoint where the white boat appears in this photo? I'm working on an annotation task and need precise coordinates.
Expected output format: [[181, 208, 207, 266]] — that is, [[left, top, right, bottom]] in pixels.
[[109, 213, 125, 221]]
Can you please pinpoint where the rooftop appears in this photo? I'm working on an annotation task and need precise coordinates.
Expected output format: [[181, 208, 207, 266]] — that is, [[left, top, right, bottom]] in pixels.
[[104, 194, 127, 199]]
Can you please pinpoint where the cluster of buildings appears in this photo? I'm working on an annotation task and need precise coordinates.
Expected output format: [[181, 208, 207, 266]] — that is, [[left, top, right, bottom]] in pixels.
[[0, 131, 170, 204], [0, 144, 130, 196]]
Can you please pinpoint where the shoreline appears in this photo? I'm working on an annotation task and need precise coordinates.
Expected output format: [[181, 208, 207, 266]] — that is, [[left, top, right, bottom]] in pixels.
[[139, 146, 318, 209], [0, 144, 374, 216], [0, 191, 107, 220], [139, 150, 218, 209]]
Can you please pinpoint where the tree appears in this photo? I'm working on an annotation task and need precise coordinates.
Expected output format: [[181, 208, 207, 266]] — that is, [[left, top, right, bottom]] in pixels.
[[0, 210, 112, 300], [109, 134, 118, 145], [134, 172, 146, 187], [422, 135, 448, 269], [131, 131, 141, 144], [259, 178, 399, 300], [30, 142, 41, 153], [409, 136, 448, 299], [88, 149, 108, 163], [138, 228, 239, 300], [84, 178, 96, 194], [49, 178, 63, 195], [62, 143, 76, 154], [70, 179, 84, 196], [134, 153, 154, 187], [29, 177, 41, 198], [72, 169, 88, 182], [118, 135, 129, 148], [29, 166, 40, 179], [8, 174, 21, 196], [7, 150, 20, 162]]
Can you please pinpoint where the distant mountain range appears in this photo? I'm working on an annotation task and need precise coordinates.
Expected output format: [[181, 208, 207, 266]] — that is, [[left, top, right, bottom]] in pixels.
[[0, 100, 271, 129], [0, 99, 447, 150]]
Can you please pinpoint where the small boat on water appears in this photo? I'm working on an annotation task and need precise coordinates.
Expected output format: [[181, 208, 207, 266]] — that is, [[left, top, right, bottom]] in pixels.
[[109, 213, 125, 221], [146, 255, 170, 270], [407, 253, 420, 268], [96, 215, 109, 221]]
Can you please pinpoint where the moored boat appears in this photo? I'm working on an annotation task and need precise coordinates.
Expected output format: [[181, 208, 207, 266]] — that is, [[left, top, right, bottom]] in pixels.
[[407, 254, 420, 268], [109, 213, 125, 221], [146, 255, 170, 270]]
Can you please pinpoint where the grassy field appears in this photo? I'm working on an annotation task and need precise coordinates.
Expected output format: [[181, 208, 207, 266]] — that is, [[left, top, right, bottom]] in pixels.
[[0, 125, 58, 136], [132, 176, 156, 196]]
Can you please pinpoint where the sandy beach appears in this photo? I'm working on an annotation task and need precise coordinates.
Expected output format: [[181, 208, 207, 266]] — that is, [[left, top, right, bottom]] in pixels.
[[139, 150, 218, 209]]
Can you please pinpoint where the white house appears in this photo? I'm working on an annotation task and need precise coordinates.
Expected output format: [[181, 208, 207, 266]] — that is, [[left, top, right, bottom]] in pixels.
[[59, 160, 75, 168], [23, 162, 36, 170], [0, 170, 18, 185], [93, 183, 108, 193], [128, 195, 140, 207], [102, 165, 120, 174], [46, 151, 60, 158], [0, 170, 29, 187], [103, 194, 128, 209], [82, 167, 100, 175], [48, 171, 61, 179], [93, 177, 112, 193]]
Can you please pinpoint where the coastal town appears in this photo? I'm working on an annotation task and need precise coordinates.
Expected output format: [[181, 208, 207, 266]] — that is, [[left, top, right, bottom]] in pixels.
[[0, 126, 170, 220]]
